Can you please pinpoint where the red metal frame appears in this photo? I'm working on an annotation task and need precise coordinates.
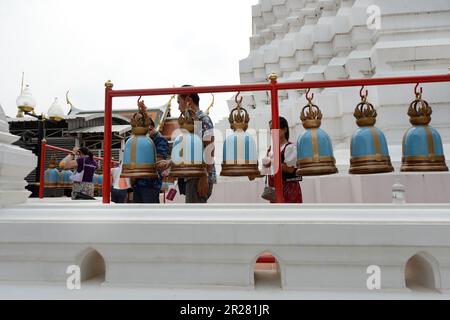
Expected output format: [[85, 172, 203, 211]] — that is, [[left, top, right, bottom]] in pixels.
[[39, 143, 119, 199], [102, 73, 450, 204]]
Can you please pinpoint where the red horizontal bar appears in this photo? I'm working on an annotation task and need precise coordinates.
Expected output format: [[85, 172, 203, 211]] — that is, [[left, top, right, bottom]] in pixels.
[[276, 74, 450, 91], [110, 83, 272, 98], [45, 144, 119, 164], [108, 74, 450, 98]]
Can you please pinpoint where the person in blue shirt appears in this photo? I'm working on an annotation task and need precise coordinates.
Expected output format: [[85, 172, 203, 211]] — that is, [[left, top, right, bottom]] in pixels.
[[132, 102, 170, 203]]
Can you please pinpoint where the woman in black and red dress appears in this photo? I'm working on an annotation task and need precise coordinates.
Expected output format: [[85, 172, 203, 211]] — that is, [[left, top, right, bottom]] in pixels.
[[263, 117, 303, 203]]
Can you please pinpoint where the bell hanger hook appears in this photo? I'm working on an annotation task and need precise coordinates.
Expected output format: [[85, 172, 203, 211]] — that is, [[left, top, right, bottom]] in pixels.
[[235, 91, 243, 106], [360, 86, 368, 101], [306, 88, 314, 104], [414, 83, 423, 98]]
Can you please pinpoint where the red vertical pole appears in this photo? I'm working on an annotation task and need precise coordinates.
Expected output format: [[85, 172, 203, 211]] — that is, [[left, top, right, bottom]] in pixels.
[[103, 80, 113, 204], [269, 74, 284, 203], [39, 139, 46, 199]]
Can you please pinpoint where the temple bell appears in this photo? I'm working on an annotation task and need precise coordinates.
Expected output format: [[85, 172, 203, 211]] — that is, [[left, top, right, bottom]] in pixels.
[[58, 169, 73, 188], [44, 155, 60, 188], [121, 103, 158, 178], [221, 97, 260, 177], [401, 89, 448, 172], [296, 92, 338, 176], [349, 91, 394, 174], [169, 109, 207, 178]]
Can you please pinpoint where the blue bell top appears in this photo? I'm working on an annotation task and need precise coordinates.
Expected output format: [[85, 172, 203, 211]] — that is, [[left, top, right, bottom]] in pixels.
[[350, 97, 391, 158], [123, 135, 157, 167], [45, 168, 59, 184], [351, 127, 390, 157], [297, 102, 335, 160], [297, 128, 334, 160], [403, 125, 444, 157], [223, 131, 258, 164], [63, 170, 72, 184], [171, 133, 204, 165]]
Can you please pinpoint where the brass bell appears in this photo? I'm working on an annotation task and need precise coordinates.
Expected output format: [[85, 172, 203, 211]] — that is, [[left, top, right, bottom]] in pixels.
[[221, 94, 260, 177], [349, 90, 394, 174], [401, 87, 448, 172], [169, 109, 207, 178], [44, 154, 60, 188], [121, 100, 158, 178], [296, 91, 338, 176]]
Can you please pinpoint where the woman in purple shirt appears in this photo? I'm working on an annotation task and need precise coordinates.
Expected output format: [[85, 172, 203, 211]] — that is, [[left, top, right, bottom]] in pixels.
[[65, 147, 98, 200]]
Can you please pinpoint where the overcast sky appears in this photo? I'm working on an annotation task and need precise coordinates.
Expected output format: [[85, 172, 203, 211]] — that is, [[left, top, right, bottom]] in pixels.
[[0, 0, 258, 123]]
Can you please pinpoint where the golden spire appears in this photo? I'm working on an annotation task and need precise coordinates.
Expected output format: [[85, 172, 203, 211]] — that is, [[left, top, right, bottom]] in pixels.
[[205, 93, 215, 116], [156, 95, 175, 132], [66, 91, 74, 115]]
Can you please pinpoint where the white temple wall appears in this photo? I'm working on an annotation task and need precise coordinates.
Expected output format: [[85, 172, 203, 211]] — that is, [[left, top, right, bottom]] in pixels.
[[2, 204, 450, 293]]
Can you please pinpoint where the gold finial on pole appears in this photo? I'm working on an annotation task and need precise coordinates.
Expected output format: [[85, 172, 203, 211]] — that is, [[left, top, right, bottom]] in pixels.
[[105, 80, 114, 89], [268, 73, 278, 81]]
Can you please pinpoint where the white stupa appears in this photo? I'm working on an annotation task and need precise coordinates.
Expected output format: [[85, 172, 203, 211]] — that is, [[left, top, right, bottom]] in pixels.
[[210, 0, 450, 204]]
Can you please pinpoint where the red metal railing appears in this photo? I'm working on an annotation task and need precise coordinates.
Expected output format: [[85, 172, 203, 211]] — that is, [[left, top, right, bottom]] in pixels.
[[103, 73, 450, 204], [39, 142, 119, 199]]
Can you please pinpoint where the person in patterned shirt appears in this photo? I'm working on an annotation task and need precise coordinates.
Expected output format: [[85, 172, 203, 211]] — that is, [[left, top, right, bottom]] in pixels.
[[175, 85, 216, 203]]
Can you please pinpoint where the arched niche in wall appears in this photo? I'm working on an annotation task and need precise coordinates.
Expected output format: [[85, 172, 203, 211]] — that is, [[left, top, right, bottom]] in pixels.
[[405, 252, 441, 293], [76, 247, 106, 284], [251, 250, 283, 290]]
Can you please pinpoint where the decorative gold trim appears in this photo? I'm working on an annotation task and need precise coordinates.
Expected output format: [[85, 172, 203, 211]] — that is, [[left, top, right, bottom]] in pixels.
[[401, 155, 449, 172], [311, 128, 319, 161], [370, 127, 382, 154], [121, 172, 158, 178], [349, 155, 394, 174], [402, 155, 446, 161], [425, 126, 435, 156], [121, 164, 157, 178], [18, 105, 34, 113], [296, 157, 338, 176], [122, 164, 156, 169], [300, 104, 322, 129], [220, 164, 261, 177], [297, 156, 335, 164], [408, 97, 432, 126], [169, 164, 207, 178], [130, 137, 137, 165], [354, 99, 377, 127], [132, 127, 149, 135]]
